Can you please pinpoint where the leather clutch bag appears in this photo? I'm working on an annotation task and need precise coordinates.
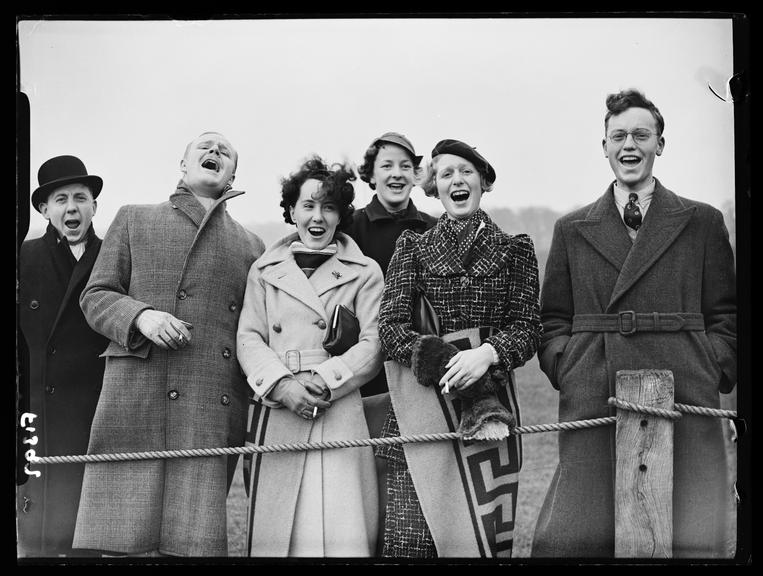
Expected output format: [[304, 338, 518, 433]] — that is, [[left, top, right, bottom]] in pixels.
[[322, 304, 360, 356]]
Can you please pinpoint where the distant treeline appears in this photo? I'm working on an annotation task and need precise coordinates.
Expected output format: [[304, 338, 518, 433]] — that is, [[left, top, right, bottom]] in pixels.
[[23, 201, 736, 285]]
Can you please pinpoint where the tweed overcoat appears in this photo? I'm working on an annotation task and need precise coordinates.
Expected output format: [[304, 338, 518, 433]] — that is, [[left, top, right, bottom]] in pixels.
[[73, 187, 264, 556], [237, 232, 384, 556], [17, 224, 108, 556], [532, 180, 736, 558]]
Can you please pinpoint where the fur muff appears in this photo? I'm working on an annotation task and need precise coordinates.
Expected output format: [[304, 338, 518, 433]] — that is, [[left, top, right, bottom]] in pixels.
[[411, 335, 515, 440]]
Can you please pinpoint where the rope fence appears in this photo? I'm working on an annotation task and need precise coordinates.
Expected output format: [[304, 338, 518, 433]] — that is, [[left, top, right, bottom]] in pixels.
[[26, 398, 736, 467]]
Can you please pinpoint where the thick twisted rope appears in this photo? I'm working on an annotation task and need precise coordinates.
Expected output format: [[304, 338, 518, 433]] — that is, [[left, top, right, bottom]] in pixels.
[[30, 416, 617, 465], [28, 399, 736, 466]]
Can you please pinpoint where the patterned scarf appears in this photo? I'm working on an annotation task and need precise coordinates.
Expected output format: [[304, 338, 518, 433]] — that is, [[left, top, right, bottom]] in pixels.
[[440, 209, 486, 266], [290, 240, 337, 278]]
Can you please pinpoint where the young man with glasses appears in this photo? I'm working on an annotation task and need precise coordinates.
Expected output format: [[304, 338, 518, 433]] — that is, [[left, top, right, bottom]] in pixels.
[[532, 89, 737, 558]]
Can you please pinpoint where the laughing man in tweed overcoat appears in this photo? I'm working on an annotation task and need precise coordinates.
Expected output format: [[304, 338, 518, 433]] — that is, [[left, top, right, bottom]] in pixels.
[[532, 90, 737, 558], [73, 132, 265, 556]]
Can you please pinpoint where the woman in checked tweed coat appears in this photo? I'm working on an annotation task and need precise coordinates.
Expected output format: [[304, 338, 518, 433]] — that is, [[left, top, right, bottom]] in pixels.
[[376, 139, 542, 558]]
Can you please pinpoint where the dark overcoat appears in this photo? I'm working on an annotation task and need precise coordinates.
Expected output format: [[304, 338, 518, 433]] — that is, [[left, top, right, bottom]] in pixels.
[[346, 195, 437, 398], [73, 187, 264, 556], [532, 180, 736, 558], [17, 224, 108, 557]]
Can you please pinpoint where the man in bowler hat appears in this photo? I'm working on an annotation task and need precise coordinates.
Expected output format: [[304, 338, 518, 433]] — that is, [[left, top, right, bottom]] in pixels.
[[17, 155, 109, 557]]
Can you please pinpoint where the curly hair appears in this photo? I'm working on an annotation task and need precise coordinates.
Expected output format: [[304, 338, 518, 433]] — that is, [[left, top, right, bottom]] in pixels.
[[357, 142, 422, 190], [280, 155, 356, 231], [420, 156, 495, 198], [605, 89, 665, 135]]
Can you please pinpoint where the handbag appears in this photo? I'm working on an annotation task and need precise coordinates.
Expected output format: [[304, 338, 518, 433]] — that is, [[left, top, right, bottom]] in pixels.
[[322, 304, 360, 356], [412, 287, 440, 336]]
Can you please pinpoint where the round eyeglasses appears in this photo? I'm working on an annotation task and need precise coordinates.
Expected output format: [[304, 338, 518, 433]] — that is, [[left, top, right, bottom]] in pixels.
[[607, 129, 658, 144]]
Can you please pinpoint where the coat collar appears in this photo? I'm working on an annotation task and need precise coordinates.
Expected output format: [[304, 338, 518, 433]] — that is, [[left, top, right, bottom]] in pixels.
[[573, 179, 696, 309], [365, 194, 431, 224], [47, 227, 102, 339], [169, 183, 245, 229], [607, 178, 695, 309], [419, 210, 512, 276], [257, 232, 366, 319]]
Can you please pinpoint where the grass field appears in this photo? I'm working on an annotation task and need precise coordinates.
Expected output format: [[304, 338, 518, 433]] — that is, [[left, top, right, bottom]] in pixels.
[[226, 356, 738, 559]]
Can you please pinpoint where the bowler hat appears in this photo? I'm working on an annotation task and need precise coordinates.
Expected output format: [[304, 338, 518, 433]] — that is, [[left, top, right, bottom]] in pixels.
[[31, 155, 103, 212], [372, 132, 423, 166], [431, 139, 496, 185]]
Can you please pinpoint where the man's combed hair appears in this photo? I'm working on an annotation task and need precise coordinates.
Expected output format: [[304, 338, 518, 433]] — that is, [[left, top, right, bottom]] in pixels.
[[605, 89, 665, 135], [280, 155, 356, 231]]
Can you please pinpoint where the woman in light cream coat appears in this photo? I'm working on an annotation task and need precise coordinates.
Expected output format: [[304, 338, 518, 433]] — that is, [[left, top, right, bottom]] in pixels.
[[237, 156, 384, 557]]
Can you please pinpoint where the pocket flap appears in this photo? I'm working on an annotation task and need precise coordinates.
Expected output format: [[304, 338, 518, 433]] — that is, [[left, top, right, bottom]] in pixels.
[[99, 340, 151, 359]]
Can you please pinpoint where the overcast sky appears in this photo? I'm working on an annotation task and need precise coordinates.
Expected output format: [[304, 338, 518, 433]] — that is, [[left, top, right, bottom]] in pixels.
[[17, 17, 736, 237]]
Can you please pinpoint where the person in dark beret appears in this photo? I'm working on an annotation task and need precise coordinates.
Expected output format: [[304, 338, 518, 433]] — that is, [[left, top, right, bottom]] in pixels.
[[375, 138, 542, 557], [17, 155, 109, 557]]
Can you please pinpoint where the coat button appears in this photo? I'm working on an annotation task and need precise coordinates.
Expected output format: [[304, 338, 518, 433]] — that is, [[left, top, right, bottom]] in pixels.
[[171, 204, 178, 209], [317, 319, 327, 330], [220, 394, 231, 406], [177, 289, 187, 300], [48, 346, 56, 356], [273, 323, 282, 333], [334, 372, 341, 381], [222, 348, 232, 359], [229, 302, 237, 312], [168, 390, 179, 400], [255, 378, 263, 386], [45, 384, 55, 395], [29, 300, 39, 310]]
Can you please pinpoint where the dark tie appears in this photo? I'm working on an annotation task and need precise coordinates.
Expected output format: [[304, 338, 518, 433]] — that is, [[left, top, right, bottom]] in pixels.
[[624, 193, 642, 231]]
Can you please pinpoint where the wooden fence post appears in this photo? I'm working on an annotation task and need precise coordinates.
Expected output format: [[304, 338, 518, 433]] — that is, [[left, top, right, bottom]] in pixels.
[[614, 369, 675, 558]]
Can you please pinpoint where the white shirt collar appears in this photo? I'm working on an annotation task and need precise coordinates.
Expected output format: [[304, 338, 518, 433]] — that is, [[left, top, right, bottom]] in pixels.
[[613, 178, 655, 209]]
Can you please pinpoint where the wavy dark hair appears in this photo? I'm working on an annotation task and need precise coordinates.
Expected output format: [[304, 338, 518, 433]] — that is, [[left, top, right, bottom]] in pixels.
[[280, 155, 356, 231], [604, 89, 665, 135], [357, 142, 421, 190]]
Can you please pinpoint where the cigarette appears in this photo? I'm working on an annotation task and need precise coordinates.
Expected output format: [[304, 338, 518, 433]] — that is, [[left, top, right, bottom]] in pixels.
[[312, 406, 318, 419], [444, 381, 450, 394]]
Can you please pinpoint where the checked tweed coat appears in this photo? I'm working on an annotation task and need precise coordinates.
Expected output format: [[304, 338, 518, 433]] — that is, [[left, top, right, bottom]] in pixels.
[[17, 224, 109, 556], [73, 187, 264, 556], [532, 180, 737, 558], [377, 209, 542, 556]]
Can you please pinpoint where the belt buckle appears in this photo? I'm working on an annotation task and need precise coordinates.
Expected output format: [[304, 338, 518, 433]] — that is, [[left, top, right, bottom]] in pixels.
[[618, 310, 637, 335], [285, 350, 301, 373]]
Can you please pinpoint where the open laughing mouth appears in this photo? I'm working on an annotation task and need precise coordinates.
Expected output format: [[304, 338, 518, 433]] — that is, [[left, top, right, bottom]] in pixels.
[[308, 226, 326, 237], [201, 158, 220, 172], [619, 155, 642, 167], [450, 190, 470, 202], [64, 218, 81, 229], [387, 182, 407, 192]]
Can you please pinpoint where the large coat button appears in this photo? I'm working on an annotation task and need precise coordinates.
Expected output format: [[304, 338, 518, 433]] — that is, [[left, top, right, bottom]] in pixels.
[[45, 385, 55, 395], [222, 348, 232, 359], [177, 289, 187, 300], [229, 302, 237, 312], [317, 319, 327, 330], [29, 300, 39, 310], [220, 394, 231, 406], [168, 390, 179, 400], [255, 378, 263, 386], [273, 323, 282, 333]]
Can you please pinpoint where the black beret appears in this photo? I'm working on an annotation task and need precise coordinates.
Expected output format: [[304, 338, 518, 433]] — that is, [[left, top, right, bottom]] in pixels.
[[431, 139, 496, 185]]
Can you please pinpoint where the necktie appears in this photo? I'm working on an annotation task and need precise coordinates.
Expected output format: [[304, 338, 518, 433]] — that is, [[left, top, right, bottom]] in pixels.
[[623, 193, 642, 231]]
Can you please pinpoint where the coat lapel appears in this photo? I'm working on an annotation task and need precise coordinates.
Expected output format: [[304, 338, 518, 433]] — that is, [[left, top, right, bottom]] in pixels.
[[261, 259, 328, 321], [607, 182, 696, 309], [573, 185, 633, 273], [419, 222, 465, 276], [49, 236, 102, 338]]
